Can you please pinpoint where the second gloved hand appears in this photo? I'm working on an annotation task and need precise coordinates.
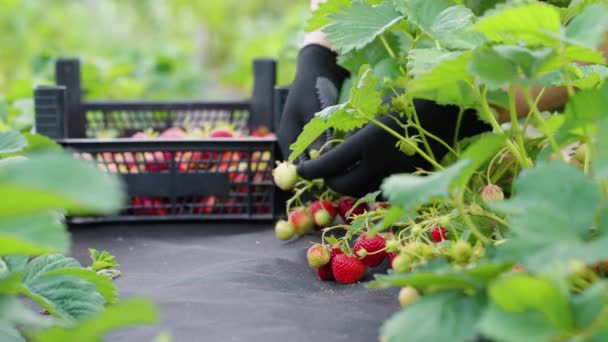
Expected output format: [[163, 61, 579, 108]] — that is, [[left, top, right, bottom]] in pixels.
[[296, 99, 492, 197]]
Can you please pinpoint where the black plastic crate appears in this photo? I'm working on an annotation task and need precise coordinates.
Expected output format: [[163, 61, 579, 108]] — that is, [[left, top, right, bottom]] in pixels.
[[34, 58, 291, 223]]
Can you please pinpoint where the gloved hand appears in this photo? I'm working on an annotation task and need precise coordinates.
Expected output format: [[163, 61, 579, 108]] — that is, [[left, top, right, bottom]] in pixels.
[[296, 99, 492, 197], [277, 44, 350, 161]]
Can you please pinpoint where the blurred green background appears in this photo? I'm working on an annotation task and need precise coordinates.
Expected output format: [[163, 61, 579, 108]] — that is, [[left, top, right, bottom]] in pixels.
[[0, 0, 308, 130]]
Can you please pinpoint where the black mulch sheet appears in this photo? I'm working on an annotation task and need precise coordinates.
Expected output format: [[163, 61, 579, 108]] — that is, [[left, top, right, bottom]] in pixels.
[[68, 222, 400, 342]]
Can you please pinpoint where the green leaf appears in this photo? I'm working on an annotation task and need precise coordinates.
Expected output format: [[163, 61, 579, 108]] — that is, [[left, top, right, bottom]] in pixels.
[[404, 0, 485, 49], [571, 281, 607, 328], [372, 206, 406, 234], [0, 272, 21, 294], [594, 117, 608, 181], [492, 45, 557, 78], [29, 298, 159, 342], [382, 159, 468, 211], [323, 1, 404, 53], [469, 47, 519, 89], [454, 133, 507, 190], [475, 3, 562, 46], [44, 268, 118, 304], [0, 151, 126, 217], [488, 274, 573, 330], [0, 321, 24, 342], [0, 131, 27, 154], [368, 261, 511, 290], [557, 84, 608, 143], [478, 302, 560, 342], [408, 51, 477, 106], [89, 249, 119, 272], [407, 48, 462, 78], [0, 211, 70, 256], [305, 0, 351, 32], [337, 33, 398, 73], [288, 117, 330, 162], [564, 4, 608, 49], [349, 65, 383, 115], [381, 291, 486, 342], [0, 294, 57, 329], [20, 255, 106, 321]]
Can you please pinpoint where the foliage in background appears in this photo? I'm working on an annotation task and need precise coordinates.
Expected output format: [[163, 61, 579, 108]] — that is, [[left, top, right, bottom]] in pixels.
[[0, 0, 304, 103]]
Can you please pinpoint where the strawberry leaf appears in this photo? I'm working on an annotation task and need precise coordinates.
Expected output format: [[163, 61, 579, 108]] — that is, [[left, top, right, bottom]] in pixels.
[[564, 4, 608, 49], [338, 33, 400, 74], [0, 211, 70, 256], [323, 1, 404, 53], [43, 268, 118, 304], [488, 274, 573, 330], [469, 47, 519, 89], [407, 51, 477, 106], [593, 117, 608, 182], [556, 83, 608, 142], [0, 131, 27, 154], [478, 302, 560, 342], [288, 117, 330, 162], [475, 3, 561, 46], [380, 290, 486, 342], [28, 298, 159, 342], [305, 0, 351, 32], [0, 151, 126, 217], [381, 159, 469, 211], [19, 255, 106, 322]]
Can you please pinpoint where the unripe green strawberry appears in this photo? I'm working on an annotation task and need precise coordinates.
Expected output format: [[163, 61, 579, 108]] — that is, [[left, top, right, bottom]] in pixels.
[[386, 239, 401, 253], [310, 200, 337, 229], [307, 244, 331, 269], [421, 244, 436, 259], [575, 143, 588, 164], [275, 220, 295, 241], [272, 162, 298, 191], [392, 254, 411, 272], [398, 287, 420, 307], [396, 139, 417, 156], [410, 224, 422, 237], [482, 184, 504, 203], [451, 241, 473, 264], [309, 149, 321, 160], [468, 203, 484, 215]]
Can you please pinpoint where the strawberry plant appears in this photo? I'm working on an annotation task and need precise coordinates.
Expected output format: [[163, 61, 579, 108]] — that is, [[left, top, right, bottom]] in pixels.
[[0, 126, 163, 341], [275, 0, 608, 341]]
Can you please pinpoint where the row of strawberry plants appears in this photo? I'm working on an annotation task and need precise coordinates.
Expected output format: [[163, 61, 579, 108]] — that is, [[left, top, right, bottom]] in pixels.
[[0, 128, 166, 340], [273, 1, 608, 341]]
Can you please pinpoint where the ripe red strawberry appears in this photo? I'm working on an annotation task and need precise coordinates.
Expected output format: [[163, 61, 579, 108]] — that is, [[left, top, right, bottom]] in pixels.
[[431, 226, 448, 242], [354, 233, 387, 267], [160, 127, 184, 139], [208, 128, 234, 138], [388, 253, 398, 268], [329, 245, 343, 257], [331, 254, 367, 285], [289, 208, 314, 235], [337, 198, 367, 224], [310, 200, 337, 229], [316, 264, 334, 281], [307, 244, 331, 269]]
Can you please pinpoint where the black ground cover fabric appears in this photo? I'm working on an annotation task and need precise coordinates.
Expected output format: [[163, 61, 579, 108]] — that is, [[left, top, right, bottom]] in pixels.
[[69, 222, 400, 342]]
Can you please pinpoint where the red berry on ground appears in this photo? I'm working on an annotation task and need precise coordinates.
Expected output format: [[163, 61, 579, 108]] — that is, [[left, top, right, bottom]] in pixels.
[[431, 226, 448, 242], [316, 264, 334, 281], [354, 233, 387, 267], [310, 200, 338, 229], [331, 254, 367, 285]]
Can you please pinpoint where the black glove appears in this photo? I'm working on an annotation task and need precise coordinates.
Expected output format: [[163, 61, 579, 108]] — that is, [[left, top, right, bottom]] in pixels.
[[277, 44, 350, 160], [296, 99, 492, 197]]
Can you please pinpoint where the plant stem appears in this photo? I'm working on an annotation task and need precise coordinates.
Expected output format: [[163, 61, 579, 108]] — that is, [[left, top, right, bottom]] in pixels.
[[360, 109, 444, 170], [522, 89, 564, 161], [475, 86, 530, 168], [411, 122, 459, 157], [454, 107, 465, 151], [508, 85, 530, 165], [408, 105, 437, 161], [454, 192, 489, 244]]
